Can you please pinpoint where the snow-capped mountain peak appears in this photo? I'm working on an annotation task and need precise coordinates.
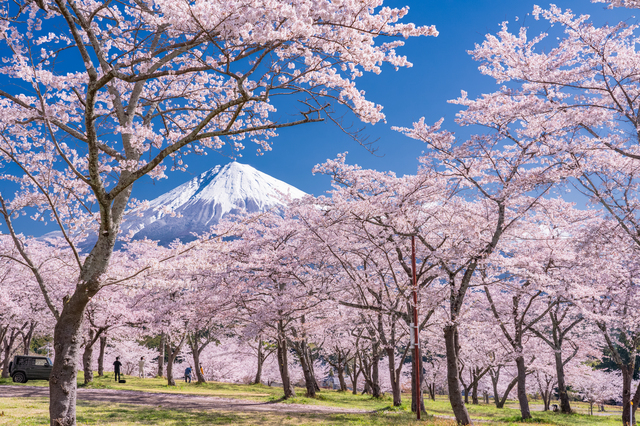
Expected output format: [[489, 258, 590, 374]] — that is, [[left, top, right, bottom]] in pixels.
[[122, 162, 306, 244]]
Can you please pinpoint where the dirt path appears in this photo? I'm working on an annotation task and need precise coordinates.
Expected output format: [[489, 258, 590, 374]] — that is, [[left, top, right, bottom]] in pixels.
[[0, 385, 369, 415]]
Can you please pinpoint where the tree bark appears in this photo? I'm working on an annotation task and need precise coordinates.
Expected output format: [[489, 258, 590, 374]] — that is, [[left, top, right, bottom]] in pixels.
[[336, 365, 347, 392], [554, 351, 571, 414], [444, 325, 472, 425], [189, 340, 206, 384], [385, 347, 402, 406], [254, 340, 264, 385], [621, 367, 638, 426], [166, 347, 176, 387], [82, 329, 94, 385], [1, 329, 18, 379], [542, 390, 551, 411], [515, 355, 531, 420], [494, 373, 518, 409], [348, 357, 360, 395], [21, 322, 36, 355], [49, 291, 90, 426], [371, 342, 381, 398], [277, 321, 295, 399], [97, 336, 106, 377], [295, 342, 316, 398], [472, 380, 479, 405], [165, 334, 186, 387], [157, 333, 164, 378]]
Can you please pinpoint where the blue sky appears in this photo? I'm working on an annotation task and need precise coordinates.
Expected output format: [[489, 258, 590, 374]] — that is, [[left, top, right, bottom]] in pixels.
[[141, 0, 630, 199], [2, 1, 633, 236]]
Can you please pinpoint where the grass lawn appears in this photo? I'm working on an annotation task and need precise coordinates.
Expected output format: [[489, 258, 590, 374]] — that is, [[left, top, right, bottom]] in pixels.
[[0, 397, 623, 426], [0, 373, 626, 425]]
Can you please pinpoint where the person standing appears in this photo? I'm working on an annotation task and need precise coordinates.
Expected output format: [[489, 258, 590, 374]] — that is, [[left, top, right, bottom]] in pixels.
[[185, 366, 192, 383], [138, 356, 145, 378], [113, 357, 122, 382]]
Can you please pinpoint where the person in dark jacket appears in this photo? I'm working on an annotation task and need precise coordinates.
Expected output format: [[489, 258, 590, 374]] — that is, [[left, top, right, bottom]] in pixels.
[[113, 357, 122, 382], [184, 366, 192, 383]]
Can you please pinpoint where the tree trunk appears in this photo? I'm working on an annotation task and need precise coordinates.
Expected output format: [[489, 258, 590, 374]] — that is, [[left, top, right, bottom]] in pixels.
[[542, 390, 550, 411], [166, 335, 186, 387], [429, 383, 436, 401], [386, 348, 402, 406], [157, 333, 164, 378], [371, 343, 381, 398], [293, 340, 316, 398], [554, 350, 572, 414], [277, 322, 295, 399], [491, 369, 501, 407], [82, 329, 95, 385], [496, 375, 519, 409], [335, 365, 347, 391], [348, 358, 359, 395], [49, 292, 90, 426], [254, 340, 264, 385], [472, 380, 479, 405], [189, 340, 206, 384], [621, 367, 637, 426], [166, 345, 176, 387], [97, 336, 106, 377], [444, 325, 472, 425], [515, 355, 531, 420], [21, 322, 36, 355], [2, 329, 18, 378], [306, 346, 321, 392]]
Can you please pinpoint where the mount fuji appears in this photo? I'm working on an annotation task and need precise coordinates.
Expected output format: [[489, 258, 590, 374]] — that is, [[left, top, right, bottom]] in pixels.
[[120, 162, 306, 245]]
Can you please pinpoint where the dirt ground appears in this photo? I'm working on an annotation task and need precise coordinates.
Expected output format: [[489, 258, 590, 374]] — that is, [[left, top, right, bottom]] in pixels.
[[0, 385, 369, 415]]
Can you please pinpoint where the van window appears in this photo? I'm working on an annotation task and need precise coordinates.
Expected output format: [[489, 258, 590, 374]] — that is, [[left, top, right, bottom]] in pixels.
[[16, 358, 32, 367], [34, 359, 48, 366]]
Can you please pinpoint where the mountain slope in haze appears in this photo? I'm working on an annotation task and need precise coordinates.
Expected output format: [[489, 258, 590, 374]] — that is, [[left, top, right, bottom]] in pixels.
[[122, 162, 306, 245]]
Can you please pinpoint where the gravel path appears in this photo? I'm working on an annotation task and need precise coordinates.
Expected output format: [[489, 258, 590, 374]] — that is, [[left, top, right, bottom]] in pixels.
[[0, 385, 370, 415]]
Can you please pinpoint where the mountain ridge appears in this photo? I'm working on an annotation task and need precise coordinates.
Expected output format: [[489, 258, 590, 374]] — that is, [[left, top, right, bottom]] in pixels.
[[121, 162, 306, 245]]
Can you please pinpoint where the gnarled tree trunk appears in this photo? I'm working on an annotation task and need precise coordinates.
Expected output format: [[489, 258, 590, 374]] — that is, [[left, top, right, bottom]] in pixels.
[[276, 321, 295, 399], [49, 290, 92, 426], [444, 325, 472, 425], [554, 350, 571, 414], [515, 355, 531, 420], [165, 334, 186, 387]]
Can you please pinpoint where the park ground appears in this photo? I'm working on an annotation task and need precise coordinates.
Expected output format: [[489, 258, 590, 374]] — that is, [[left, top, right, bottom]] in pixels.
[[0, 374, 625, 425]]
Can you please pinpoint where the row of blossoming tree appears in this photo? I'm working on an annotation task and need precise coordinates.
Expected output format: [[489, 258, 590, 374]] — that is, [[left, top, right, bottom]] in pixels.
[[1, 0, 640, 425]]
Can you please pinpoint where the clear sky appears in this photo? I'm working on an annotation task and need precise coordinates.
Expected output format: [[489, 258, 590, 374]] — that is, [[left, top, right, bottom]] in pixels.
[[2, 0, 634, 236], [132, 0, 630, 199]]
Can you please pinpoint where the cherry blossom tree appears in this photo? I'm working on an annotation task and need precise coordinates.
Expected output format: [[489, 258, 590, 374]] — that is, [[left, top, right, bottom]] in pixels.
[[0, 0, 435, 423], [570, 365, 622, 416]]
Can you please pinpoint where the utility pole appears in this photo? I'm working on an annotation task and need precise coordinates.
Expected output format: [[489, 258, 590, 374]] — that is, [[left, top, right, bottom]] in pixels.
[[412, 235, 422, 420]]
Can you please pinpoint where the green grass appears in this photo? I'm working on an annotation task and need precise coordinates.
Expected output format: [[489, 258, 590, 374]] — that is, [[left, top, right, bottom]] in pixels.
[[0, 397, 451, 426], [0, 373, 626, 425], [0, 396, 625, 426], [421, 396, 622, 426]]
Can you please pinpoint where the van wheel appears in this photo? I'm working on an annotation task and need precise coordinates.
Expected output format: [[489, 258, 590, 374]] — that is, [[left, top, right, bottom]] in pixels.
[[12, 372, 26, 383]]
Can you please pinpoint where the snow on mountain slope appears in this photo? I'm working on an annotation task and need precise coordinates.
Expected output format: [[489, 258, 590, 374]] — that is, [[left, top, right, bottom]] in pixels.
[[121, 162, 306, 244]]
